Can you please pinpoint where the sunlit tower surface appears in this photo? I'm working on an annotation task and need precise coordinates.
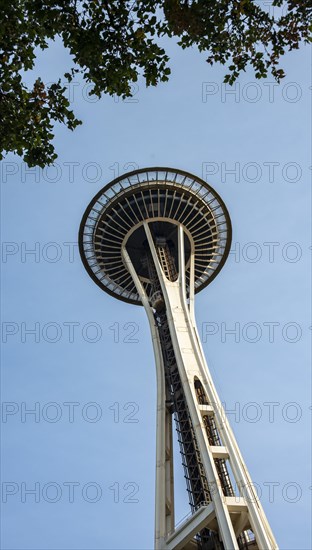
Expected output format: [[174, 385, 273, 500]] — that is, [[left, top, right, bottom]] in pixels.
[[79, 168, 278, 550]]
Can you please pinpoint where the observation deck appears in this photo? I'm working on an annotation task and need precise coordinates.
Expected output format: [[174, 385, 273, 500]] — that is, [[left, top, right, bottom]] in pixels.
[[79, 167, 232, 305]]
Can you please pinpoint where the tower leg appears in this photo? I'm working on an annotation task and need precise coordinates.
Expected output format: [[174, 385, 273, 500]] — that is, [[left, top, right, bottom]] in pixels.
[[154, 330, 175, 549], [122, 246, 174, 548]]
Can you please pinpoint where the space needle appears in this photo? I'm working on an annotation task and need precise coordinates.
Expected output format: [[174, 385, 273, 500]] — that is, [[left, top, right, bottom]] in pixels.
[[79, 167, 278, 550]]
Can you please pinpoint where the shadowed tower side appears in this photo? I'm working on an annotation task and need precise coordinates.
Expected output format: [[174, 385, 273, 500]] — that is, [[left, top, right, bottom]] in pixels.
[[79, 168, 278, 550]]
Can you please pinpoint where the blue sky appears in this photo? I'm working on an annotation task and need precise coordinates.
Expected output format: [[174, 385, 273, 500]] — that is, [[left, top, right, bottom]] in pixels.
[[0, 30, 311, 550]]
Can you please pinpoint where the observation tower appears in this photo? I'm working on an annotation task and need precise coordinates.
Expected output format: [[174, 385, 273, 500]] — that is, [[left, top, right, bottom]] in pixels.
[[79, 168, 278, 550]]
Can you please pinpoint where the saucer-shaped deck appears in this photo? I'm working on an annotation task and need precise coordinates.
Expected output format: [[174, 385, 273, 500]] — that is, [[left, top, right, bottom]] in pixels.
[[79, 168, 232, 305]]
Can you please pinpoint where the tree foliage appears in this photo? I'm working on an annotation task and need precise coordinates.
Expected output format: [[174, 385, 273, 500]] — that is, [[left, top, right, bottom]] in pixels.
[[0, 0, 311, 167]]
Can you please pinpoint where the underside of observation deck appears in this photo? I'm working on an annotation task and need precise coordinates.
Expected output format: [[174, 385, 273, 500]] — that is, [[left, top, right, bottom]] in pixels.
[[79, 168, 231, 305]]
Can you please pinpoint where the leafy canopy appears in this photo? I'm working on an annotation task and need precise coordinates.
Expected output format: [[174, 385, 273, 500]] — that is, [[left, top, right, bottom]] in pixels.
[[0, 0, 311, 167]]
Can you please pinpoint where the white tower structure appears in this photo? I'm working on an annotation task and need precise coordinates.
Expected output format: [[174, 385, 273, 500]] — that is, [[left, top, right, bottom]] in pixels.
[[79, 168, 278, 550]]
